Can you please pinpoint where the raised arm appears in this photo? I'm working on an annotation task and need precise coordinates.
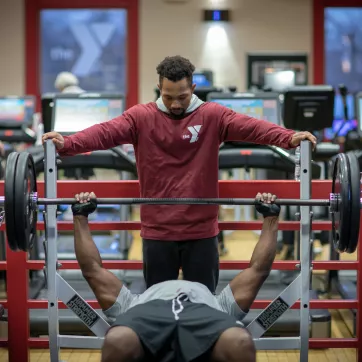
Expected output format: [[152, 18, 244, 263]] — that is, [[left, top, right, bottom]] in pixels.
[[229, 193, 280, 312], [42, 105, 140, 156], [72, 192, 123, 310], [216, 103, 316, 149]]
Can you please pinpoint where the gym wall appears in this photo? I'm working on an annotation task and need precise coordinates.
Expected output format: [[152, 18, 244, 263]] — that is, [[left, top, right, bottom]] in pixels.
[[0, 0, 25, 96], [0, 0, 313, 104], [140, 0, 313, 103]]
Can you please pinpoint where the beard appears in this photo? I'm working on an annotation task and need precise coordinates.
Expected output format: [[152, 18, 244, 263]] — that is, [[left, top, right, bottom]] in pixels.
[[169, 109, 186, 120]]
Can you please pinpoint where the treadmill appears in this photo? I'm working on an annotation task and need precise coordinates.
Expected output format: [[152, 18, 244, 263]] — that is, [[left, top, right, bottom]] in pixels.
[[0, 95, 37, 143], [31, 146, 136, 175], [34, 92, 137, 175], [30, 92, 136, 175], [27, 93, 138, 336], [219, 143, 321, 179]]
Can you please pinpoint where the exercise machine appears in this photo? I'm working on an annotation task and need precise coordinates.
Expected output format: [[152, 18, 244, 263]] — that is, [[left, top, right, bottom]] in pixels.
[[0, 95, 37, 143]]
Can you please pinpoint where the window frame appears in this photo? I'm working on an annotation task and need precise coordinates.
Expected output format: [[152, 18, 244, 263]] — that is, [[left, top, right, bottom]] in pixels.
[[25, 0, 139, 109]]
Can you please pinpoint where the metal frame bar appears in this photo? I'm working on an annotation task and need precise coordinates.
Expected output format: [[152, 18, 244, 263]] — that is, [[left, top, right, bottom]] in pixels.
[[56, 274, 110, 336], [58, 335, 104, 349], [299, 140, 313, 362], [43, 142, 111, 362], [254, 337, 300, 350], [22, 298, 357, 310], [243, 141, 313, 357], [247, 275, 301, 338], [44, 141, 60, 362], [8, 337, 354, 349], [0, 196, 333, 206], [119, 171, 132, 257]]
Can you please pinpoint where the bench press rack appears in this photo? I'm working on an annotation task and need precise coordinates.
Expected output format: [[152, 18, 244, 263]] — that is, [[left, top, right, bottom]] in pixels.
[[1, 139, 361, 362]]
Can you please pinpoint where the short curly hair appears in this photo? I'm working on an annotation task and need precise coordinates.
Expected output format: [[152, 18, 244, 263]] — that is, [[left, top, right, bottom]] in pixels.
[[156, 56, 195, 87]]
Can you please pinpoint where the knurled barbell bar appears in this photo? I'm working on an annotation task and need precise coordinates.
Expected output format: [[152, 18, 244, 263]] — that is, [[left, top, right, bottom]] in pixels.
[[1, 151, 361, 254], [0, 197, 333, 206]]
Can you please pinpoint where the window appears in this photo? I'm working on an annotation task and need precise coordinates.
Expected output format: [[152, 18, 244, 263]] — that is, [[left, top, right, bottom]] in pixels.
[[40, 9, 127, 94], [324, 7, 362, 93]]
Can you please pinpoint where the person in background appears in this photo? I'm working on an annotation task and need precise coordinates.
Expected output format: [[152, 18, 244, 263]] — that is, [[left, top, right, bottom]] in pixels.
[[54, 72, 85, 94]]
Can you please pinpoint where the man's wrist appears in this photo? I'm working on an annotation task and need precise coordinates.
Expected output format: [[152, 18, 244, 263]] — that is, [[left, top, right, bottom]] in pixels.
[[288, 133, 295, 146], [262, 216, 279, 230], [73, 215, 88, 222]]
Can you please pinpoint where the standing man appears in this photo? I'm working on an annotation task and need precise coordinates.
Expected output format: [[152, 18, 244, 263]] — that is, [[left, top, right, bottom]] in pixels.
[[43, 55, 316, 293]]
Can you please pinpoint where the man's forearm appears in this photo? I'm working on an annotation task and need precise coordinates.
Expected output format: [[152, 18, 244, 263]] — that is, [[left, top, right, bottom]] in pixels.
[[249, 217, 279, 275], [58, 114, 136, 156], [59, 124, 112, 157], [73, 216, 103, 273]]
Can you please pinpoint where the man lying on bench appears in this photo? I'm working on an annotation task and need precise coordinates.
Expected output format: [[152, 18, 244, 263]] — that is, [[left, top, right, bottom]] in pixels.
[[72, 191, 280, 362]]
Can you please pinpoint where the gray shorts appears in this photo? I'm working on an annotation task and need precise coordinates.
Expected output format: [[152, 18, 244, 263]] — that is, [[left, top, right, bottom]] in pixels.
[[111, 296, 244, 362]]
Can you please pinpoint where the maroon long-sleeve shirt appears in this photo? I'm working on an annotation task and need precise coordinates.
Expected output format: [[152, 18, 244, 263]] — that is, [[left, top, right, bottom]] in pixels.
[[59, 102, 295, 241]]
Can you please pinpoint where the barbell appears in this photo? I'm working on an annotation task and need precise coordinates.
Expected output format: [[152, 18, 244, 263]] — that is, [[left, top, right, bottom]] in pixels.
[[1, 150, 361, 254]]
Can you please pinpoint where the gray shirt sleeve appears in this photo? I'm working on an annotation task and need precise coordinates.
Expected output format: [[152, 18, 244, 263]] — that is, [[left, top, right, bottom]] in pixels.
[[102, 285, 138, 324], [216, 284, 248, 323]]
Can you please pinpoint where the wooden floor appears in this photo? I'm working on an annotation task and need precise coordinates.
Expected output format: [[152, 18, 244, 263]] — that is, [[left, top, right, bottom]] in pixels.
[[0, 347, 356, 362], [1, 203, 358, 361]]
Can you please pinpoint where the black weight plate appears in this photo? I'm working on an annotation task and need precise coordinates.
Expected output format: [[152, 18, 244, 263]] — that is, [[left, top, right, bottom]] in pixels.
[[331, 153, 351, 253], [4, 152, 20, 251], [14, 152, 37, 252], [346, 152, 360, 253]]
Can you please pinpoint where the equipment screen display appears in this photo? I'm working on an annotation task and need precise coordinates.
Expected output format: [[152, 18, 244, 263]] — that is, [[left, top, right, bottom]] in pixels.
[[0, 98, 35, 125], [324, 94, 357, 138], [193, 74, 211, 87], [264, 71, 295, 92], [53, 98, 124, 133], [334, 94, 355, 120], [359, 98, 362, 132], [210, 98, 280, 125], [324, 119, 357, 139]]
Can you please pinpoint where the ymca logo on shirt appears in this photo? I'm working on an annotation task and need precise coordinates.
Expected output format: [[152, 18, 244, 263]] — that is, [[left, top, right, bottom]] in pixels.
[[182, 125, 202, 143]]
